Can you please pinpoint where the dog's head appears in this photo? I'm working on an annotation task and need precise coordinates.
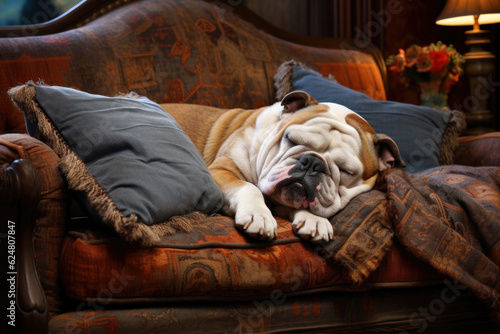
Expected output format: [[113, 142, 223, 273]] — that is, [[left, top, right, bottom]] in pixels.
[[257, 91, 404, 218]]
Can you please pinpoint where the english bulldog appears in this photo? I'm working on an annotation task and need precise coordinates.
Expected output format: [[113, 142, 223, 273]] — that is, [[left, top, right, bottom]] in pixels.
[[162, 91, 404, 244]]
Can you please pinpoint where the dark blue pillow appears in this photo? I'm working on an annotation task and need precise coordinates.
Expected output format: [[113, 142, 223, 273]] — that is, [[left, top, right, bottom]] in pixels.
[[276, 64, 464, 173], [11, 83, 223, 245]]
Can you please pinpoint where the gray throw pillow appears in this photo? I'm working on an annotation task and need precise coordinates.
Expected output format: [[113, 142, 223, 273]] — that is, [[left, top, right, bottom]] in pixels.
[[9, 83, 223, 246]]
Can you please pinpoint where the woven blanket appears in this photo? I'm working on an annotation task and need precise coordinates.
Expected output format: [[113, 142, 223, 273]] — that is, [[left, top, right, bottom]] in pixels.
[[324, 165, 500, 319]]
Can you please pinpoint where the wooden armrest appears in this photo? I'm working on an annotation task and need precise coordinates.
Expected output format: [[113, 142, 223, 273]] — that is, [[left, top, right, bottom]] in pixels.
[[1, 159, 48, 334]]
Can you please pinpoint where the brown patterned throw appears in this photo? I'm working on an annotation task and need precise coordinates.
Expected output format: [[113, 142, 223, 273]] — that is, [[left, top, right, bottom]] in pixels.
[[326, 166, 500, 320]]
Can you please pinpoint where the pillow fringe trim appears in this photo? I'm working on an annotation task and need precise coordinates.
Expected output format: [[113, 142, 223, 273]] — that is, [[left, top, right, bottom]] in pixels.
[[439, 110, 466, 165], [8, 83, 197, 247], [274, 60, 311, 102]]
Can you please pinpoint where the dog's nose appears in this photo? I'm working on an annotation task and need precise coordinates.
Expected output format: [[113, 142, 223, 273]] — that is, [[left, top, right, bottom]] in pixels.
[[299, 155, 326, 175]]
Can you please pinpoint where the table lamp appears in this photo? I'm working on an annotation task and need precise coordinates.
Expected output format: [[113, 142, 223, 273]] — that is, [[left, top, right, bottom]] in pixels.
[[436, 0, 500, 135]]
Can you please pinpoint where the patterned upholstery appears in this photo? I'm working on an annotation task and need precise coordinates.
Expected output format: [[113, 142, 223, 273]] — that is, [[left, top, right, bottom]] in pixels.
[[0, 0, 384, 321], [48, 285, 493, 334], [58, 215, 442, 304], [455, 133, 500, 166], [2, 0, 500, 333], [0, 0, 384, 134]]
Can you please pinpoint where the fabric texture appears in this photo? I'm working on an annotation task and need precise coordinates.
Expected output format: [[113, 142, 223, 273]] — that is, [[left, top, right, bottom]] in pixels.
[[47, 285, 493, 334], [387, 166, 500, 318], [328, 165, 500, 319], [274, 60, 466, 173], [455, 133, 500, 166], [0, 0, 385, 134], [59, 208, 441, 304], [9, 83, 224, 246], [0, 133, 68, 316], [2, 0, 499, 330], [60, 215, 350, 302], [55, 165, 500, 321]]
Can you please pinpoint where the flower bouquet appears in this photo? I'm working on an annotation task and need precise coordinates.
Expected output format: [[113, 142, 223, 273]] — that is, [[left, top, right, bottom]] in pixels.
[[386, 41, 464, 109]]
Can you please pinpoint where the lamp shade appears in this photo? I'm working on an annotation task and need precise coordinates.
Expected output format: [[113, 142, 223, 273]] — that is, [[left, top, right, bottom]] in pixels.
[[436, 0, 500, 26]]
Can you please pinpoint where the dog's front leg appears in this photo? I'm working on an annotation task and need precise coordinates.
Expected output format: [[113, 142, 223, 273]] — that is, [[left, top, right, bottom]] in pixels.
[[274, 207, 333, 244], [209, 158, 277, 240]]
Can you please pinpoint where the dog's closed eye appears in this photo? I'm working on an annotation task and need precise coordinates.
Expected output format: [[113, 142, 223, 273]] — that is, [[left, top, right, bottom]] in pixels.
[[339, 168, 355, 176]]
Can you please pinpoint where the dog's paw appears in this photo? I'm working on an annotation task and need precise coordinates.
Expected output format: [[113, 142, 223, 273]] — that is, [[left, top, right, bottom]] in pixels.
[[292, 211, 333, 244], [235, 205, 277, 241]]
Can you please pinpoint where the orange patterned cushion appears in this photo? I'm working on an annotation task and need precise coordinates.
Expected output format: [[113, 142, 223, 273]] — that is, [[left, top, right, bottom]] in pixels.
[[59, 214, 441, 304], [60, 216, 350, 302]]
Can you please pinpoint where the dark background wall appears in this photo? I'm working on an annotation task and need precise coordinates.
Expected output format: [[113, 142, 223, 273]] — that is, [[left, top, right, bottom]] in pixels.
[[245, 0, 500, 131]]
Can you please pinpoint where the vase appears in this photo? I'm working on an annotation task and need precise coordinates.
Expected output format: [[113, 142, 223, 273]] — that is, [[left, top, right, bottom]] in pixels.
[[418, 81, 448, 109]]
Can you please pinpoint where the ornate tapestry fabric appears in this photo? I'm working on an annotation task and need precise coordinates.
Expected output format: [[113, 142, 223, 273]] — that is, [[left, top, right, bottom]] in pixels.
[[386, 166, 500, 318], [322, 189, 393, 284], [59, 165, 500, 319], [0, 0, 384, 134], [60, 215, 352, 302], [329, 165, 500, 319], [47, 285, 493, 334], [455, 133, 500, 166], [325, 166, 500, 320]]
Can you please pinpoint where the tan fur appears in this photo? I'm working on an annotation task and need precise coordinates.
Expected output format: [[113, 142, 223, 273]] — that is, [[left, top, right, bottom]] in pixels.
[[159, 94, 405, 243], [281, 90, 319, 108], [160, 104, 226, 156], [277, 105, 328, 132], [162, 93, 325, 168], [345, 113, 379, 182], [163, 102, 389, 191], [209, 156, 248, 194], [161, 104, 264, 166]]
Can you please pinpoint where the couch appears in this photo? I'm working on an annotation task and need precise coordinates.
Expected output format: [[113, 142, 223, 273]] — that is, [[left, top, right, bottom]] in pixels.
[[1, 0, 500, 333]]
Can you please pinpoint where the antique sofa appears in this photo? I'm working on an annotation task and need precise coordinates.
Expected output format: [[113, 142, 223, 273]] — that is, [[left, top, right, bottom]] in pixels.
[[1, 0, 500, 333]]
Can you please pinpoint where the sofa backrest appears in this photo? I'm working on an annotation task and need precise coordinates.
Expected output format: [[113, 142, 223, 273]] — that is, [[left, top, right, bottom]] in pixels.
[[0, 0, 386, 134]]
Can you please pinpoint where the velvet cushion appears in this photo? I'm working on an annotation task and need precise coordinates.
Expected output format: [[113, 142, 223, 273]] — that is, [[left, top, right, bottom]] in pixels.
[[8, 83, 223, 246], [274, 61, 466, 173]]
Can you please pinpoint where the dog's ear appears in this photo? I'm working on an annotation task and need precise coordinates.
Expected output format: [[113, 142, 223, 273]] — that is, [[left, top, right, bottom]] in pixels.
[[281, 91, 318, 115], [374, 134, 406, 170]]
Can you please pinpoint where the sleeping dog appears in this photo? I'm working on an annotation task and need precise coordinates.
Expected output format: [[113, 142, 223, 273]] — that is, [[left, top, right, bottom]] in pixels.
[[163, 91, 404, 244]]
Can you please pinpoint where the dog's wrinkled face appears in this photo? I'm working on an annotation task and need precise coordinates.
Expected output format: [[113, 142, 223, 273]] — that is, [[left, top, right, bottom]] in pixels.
[[255, 91, 403, 218]]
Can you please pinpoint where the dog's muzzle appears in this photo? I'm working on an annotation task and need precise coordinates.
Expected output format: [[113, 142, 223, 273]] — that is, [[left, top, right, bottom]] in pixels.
[[273, 154, 327, 209]]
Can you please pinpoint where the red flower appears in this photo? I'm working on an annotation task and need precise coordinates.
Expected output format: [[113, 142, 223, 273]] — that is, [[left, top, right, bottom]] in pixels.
[[428, 51, 450, 74], [385, 41, 464, 91], [417, 48, 432, 72], [405, 45, 421, 67]]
